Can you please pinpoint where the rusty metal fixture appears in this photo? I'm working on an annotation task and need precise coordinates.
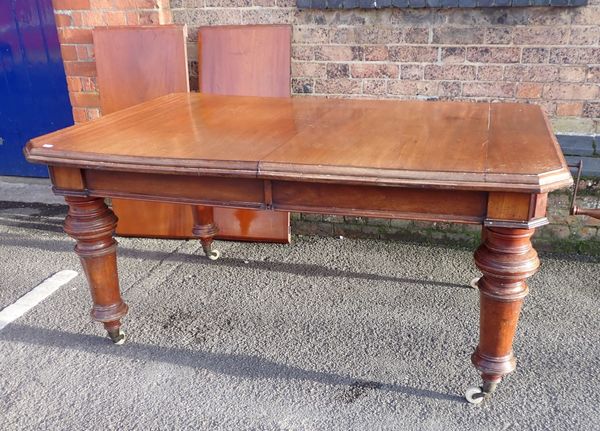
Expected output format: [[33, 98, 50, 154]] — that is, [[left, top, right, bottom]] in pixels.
[[569, 160, 600, 220]]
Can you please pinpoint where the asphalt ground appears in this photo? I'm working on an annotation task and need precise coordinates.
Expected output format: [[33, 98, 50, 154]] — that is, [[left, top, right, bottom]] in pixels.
[[0, 180, 599, 430]]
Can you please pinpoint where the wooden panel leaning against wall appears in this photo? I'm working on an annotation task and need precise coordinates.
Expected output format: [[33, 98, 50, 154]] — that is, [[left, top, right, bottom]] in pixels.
[[93, 24, 291, 242], [198, 24, 293, 242]]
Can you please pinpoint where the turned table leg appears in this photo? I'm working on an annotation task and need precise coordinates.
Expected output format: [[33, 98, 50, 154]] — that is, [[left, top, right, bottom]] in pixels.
[[466, 227, 540, 404], [64, 196, 128, 344], [191, 205, 220, 260]]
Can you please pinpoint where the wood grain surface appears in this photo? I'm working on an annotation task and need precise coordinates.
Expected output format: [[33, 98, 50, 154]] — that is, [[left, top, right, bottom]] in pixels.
[[197, 24, 291, 242], [26, 93, 571, 193], [198, 25, 291, 98], [94, 25, 189, 115]]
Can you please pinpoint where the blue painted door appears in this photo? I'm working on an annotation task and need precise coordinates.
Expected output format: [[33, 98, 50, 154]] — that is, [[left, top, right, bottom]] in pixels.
[[0, 0, 73, 177]]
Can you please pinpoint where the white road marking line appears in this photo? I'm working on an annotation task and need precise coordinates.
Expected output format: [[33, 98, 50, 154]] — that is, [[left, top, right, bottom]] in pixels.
[[0, 270, 78, 331]]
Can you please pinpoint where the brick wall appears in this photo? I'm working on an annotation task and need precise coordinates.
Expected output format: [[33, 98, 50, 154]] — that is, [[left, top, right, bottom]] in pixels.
[[52, 1, 599, 133], [52, 0, 173, 123], [172, 2, 600, 135]]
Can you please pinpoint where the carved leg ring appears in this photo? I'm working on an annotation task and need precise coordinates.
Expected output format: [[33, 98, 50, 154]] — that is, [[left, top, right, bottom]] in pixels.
[[64, 197, 128, 344], [191, 205, 220, 260], [467, 227, 539, 404]]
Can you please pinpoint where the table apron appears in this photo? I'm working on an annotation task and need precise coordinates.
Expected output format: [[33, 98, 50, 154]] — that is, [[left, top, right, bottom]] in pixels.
[[269, 180, 486, 224], [50, 167, 548, 226]]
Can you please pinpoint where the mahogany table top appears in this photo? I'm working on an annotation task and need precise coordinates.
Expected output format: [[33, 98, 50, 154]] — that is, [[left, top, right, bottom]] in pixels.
[[25, 93, 571, 193]]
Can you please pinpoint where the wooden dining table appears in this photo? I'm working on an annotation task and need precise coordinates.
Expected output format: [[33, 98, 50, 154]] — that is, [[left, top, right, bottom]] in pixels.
[[25, 93, 573, 404]]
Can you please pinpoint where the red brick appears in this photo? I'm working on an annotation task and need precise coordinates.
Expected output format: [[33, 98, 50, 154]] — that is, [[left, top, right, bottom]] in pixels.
[[205, 0, 251, 6], [90, 0, 114, 7], [536, 101, 557, 116], [543, 83, 599, 100], [504, 65, 558, 82], [291, 79, 313, 94], [71, 12, 84, 27], [516, 83, 543, 99], [571, 6, 600, 25], [466, 47, 520, 64], [484, 27, 512, 45], [239, 9, 293, 25], [104, 11, 128, 25], [53, 0, 90, 10], [556, 102, 584, 117], [559, 67, 588, 83], [432, 27, 484, 44], [587, 66, 600, 83], [66, 76, 83, 92], [327, 63, 349, 78], [72, 107, 88, 123], [513, 27, 569, 45], [549, 48, 600, 65], [424, 65, 476, 81], [362, 79, 387, 96], [570, 27, 600, 46], [54, 13, 72, 28], [291, 62, 326, 79], [112, 0, 159, 8], [125, 11, 140, 25], [158, 9, 171, 24], [440, 47, 465, 64], [76, 45, 94, 61], [87, 108, 101, 121], [58, 28, 93, 44], [388, 80, 438, 97], [315, 46, 363, 62], [477, 66, 503, 81], [527, 10, 571, 26], [138, 11, 160, 25], [60, 45, 78, 61], [351, 64, 398, 79], [400, 65, 423, 80], [69, 91, 100, 108], [80, 11, 106, 26], [314, 79, 361, 95], [583, 102, 600, 118], [462, 82, 515, 98], [292, 46, 315, 61], [63, 61, 97, 77], [330, 28, 355, 44], [438, 81, 461, 98], [364, 46, 388, 62], [293, 26, 329, 44], [81, 77, 97, 92], [389, 46, 437, 63], [521, 48, 549, 64], [360, 27, 400, 46], [403, 28, 429, 44]]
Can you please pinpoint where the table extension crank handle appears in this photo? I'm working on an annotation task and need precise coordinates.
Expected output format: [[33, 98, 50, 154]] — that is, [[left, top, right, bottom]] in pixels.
[[569, 160, 600, 220]]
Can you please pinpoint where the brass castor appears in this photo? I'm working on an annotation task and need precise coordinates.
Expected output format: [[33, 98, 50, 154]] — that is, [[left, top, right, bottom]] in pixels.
[[207, 249, 221, 261], [202, 242, 221, 261], [108, 329, 126, 345], [465, 380, 498, 405]]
